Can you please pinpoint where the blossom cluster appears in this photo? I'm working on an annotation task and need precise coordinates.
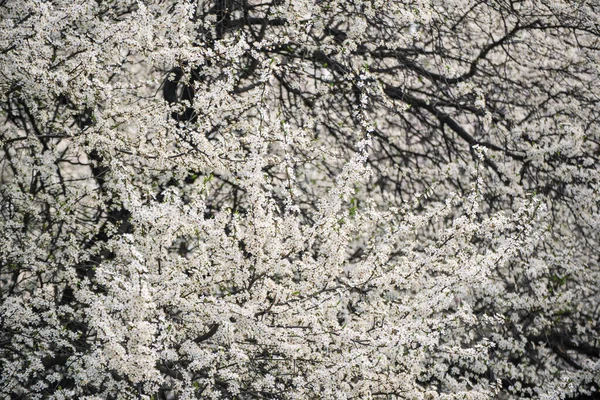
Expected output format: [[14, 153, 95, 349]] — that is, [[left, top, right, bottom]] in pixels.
[[0, 0, 598, 399]]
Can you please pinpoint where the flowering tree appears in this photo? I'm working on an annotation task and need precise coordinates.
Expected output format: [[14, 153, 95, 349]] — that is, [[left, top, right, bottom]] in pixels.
[[1, 0, 599, 398]]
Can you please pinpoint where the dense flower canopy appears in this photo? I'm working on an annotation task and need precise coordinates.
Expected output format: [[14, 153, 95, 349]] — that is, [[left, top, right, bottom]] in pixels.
[[0, 0, 599, 399]]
